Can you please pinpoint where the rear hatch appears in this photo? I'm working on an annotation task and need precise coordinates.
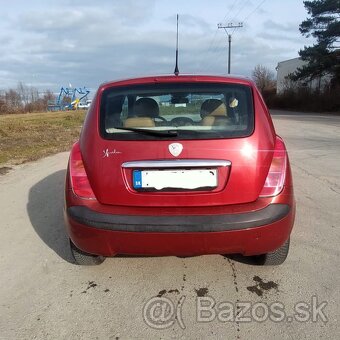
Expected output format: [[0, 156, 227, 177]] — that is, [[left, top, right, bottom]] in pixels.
[[81, 78, 275, 207]]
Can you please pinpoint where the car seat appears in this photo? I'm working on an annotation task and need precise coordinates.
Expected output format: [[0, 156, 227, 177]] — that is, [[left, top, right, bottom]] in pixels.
[[124, 98, 159, 128], [200, 99, 230, 126]]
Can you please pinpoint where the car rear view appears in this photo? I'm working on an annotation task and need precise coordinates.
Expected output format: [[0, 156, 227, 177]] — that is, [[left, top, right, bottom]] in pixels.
[[64, 75, 295, 265]]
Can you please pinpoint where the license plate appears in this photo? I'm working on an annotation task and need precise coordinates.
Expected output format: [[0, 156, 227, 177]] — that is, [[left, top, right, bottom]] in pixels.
[[132, 169, 217, 190]]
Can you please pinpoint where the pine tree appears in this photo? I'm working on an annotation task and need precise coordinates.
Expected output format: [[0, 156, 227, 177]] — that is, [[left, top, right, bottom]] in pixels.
[[292, 0, 340, 85]]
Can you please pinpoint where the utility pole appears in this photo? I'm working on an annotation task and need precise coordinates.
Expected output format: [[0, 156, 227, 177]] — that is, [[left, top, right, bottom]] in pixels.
[[217, 22, 243, 74]]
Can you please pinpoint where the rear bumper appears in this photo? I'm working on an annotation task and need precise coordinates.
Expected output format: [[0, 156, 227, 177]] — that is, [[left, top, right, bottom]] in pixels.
[[64, 203, 295, 257], [67, 204, 290, 232]]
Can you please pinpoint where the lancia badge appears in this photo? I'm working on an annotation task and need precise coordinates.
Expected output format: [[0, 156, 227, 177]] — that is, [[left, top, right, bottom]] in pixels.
[[168, 143, 183, 157]]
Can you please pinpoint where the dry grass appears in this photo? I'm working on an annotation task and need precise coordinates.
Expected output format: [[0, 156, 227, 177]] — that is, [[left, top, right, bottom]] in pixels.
[[0, 110, 86, 167]]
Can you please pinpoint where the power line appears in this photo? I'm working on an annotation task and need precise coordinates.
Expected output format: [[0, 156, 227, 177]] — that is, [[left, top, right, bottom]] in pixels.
[[221, 0, 239, 24], [205, 0, 249, 73], [205, 0, 267, 74], [207, 0, 241, 56], [230, 0, 249, 23], [243, 0, 266, 22], [218, 22, 243, 74]]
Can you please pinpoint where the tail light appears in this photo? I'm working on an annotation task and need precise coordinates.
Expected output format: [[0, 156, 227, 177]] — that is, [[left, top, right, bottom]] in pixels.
[[69, 142, 96, 200], [260, 137, 287, 197]]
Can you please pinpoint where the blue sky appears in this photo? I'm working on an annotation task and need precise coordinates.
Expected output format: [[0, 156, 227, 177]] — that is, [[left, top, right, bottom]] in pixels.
[[0, 0, 314, 91]]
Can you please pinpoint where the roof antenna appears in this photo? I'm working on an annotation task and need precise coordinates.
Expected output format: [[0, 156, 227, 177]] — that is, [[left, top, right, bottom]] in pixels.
[[174, 14, 179, 76]]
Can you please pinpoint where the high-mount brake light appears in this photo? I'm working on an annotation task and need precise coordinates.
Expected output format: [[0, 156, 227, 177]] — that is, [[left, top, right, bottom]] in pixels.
[[260, 137, 287, 197], [69, 142, 96, 200]]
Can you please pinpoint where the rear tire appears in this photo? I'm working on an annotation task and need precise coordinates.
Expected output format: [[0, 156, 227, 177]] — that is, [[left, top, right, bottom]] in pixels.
[[70, 240, 105, 265], [260, 238, 290, 265]]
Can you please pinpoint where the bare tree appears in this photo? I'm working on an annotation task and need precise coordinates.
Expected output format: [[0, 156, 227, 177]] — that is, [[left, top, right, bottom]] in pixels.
[[0, 84, 55, 114], [29, 86, 39, 103], [42, 90, 55, 103], [5, 89, 22, 112], [17, 82, 41, 112], [0, 96, 7, 114], [252, 65, 276, 93], [17, 82, 30, 106]]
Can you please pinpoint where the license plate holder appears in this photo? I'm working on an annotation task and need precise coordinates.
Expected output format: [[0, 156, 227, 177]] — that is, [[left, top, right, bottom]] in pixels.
[[132, 169, 217, 190]]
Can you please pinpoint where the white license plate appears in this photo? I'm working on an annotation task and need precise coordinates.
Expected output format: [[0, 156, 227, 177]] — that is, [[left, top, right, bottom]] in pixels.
[[133, 169, 217, 190]]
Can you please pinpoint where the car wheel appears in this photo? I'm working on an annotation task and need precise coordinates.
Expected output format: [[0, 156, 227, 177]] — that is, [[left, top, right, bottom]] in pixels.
[[70, 240, 105, 265], [260, 238, 290, 265]]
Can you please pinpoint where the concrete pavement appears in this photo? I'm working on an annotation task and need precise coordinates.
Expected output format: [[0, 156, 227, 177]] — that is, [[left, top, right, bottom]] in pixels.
[[0, 110, 339, 339]]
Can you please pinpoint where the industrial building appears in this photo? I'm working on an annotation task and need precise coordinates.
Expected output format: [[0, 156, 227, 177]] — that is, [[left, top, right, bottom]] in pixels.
[[276, 57, 331, 94]]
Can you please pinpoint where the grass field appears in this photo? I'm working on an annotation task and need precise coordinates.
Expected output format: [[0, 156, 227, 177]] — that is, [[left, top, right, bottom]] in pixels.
[[0, 110, 86, 171]]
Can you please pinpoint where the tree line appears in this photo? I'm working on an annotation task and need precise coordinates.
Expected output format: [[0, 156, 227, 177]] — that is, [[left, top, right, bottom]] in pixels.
[[0, 82, 55, 115], [292, 0, 339, 85], [251, 0, 339, 112]]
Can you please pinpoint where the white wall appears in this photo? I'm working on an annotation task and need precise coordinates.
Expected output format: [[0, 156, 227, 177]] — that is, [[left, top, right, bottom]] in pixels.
[[276, 57, 330, 94]]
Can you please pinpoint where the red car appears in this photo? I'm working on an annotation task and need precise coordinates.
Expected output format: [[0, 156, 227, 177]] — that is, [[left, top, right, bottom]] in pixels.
[[64, 75, 295, 265]]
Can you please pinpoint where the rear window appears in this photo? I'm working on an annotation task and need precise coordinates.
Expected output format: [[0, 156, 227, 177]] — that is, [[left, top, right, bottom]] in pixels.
[[100, 83, 254, 140]]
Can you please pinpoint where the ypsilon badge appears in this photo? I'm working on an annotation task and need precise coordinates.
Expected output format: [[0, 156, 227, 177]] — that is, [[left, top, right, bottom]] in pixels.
[[168, 143, 183, 157]]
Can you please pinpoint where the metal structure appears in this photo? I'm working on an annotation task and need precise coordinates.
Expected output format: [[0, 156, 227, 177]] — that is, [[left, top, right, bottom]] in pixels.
[[174, 14, 179, 76], [217, 22, 243, 74], [47, 86, 90, 111]]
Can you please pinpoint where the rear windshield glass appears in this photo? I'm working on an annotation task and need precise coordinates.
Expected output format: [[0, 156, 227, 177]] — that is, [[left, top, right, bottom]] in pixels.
[[100, 83, 254, 140]]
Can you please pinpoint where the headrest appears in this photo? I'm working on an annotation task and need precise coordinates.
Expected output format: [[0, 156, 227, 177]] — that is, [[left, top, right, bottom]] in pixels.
[[134, 98, 159, 118], [200, 99, 227, 118]]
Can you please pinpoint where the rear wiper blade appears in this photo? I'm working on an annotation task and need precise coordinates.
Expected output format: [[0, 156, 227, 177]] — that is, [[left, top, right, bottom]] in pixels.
[[112, 126, 178, 137]]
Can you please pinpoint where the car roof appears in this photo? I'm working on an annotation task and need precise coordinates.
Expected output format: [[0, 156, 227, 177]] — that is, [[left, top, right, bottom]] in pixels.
[[99, 74, 254, 90]]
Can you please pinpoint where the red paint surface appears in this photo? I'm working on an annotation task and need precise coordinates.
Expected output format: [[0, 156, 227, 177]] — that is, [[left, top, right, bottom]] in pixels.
[[64, 75, 295, 256]]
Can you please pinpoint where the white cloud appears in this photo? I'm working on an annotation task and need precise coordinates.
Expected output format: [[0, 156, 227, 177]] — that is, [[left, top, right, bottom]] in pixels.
[[0, 0, 314, 91]]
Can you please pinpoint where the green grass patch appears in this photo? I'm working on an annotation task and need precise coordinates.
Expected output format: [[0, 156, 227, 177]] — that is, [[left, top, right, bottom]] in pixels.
[[0, 110, 86, 167]]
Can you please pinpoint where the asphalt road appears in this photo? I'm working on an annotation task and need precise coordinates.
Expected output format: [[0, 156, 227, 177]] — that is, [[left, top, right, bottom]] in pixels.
[[0, 110, 339, 339]]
